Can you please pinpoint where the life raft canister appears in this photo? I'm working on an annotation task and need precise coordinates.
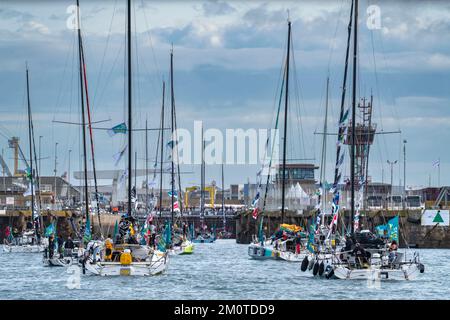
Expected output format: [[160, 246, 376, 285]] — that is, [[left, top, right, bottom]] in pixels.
[[120, 249, 132, 265], [300, 256, 309, 272]]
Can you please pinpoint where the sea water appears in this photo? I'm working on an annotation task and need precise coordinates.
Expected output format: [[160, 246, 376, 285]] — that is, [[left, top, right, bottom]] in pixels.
[[0, 240, 448, 300]]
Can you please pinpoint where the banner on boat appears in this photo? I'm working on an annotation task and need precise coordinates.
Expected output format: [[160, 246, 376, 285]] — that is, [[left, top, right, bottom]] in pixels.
[[421, 210, 449, 226], [107, 122, 127, 136]]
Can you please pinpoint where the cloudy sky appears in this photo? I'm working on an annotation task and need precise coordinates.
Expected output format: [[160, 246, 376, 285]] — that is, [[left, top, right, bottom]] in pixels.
[[0, 0, 449, 191]]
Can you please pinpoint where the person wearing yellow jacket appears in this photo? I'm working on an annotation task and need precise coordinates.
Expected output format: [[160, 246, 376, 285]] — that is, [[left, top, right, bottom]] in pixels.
[[104, 235, 113, 261]]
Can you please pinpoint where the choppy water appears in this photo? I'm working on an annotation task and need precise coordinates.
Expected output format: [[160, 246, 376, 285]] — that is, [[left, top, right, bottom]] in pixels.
[[0, 240, 448, 300]]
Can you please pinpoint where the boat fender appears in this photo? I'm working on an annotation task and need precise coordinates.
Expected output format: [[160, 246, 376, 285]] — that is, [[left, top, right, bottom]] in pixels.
[[318, 262, 325, 276], [300, 256, 309, 272], [308, 259, 315, 271], [419, 263, 425, 273], [313, 261, 320, 276]]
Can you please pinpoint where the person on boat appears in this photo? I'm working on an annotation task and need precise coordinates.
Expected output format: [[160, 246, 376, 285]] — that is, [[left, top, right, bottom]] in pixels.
[[182, 222, 188, 238], [12, 227, 19, 245], [57, 234, 65, 256], [295, 233, 302, 255], [33, 218, 41, 244], [104, 234, 113, 261], [64, 235, 75, 257], [48, 235, 55, 259], [353, 243, 369, 268], [344, 234, 354, 252], [149, 221, 156, 247], [388, 240, 398, 263]]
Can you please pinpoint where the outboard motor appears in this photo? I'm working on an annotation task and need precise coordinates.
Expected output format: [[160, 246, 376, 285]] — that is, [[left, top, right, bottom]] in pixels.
[[300, 256, 309, 272], [318, 262, 325, 276]]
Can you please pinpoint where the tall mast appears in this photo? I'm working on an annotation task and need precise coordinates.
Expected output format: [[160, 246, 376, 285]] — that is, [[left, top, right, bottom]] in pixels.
[[78, 0, 102, 236], [281, 20, 291, 224], [319, 77, 330, 226], [170, 49, 175, 226], [127, 0, 132, 216], [77, 0, 89, 222], [145, 119, 148, 211], [350, 0, 358, 233], [159, 82, 165, 217], [25, 66, 35, 233], [201, 126, 205, 216], [221, 162, 225, 230]]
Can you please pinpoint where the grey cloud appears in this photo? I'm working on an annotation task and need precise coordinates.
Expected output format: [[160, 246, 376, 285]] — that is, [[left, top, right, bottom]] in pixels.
[[202, 0, 236, 16], [0, 8, 34, 22]]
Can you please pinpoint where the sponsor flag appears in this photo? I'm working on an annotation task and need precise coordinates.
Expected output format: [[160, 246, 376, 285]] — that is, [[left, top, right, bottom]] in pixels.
[[113, 145, 127, 166], [167, 140, 178, 149], [107, 122, 127, 136], [387, 216, 399, 242], [83, 216, 91, 243], [44, 222, 56, 237], [113, 220, 119, 240], [252, 207, 259, 220], [433, 159, 440, 167]]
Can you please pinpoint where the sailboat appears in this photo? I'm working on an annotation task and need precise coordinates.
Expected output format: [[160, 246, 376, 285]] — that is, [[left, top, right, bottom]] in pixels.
[[248, 19, 307, 262], [3, 66, 47, 254], [300, 0, 424, 280], [79, 0, 169, 276], [192, 126, 216, 244], [166, 48, 194, 255]]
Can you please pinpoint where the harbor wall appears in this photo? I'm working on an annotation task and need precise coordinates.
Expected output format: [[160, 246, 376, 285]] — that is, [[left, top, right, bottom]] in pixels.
[[236, 209, 450, 248], [0, 210, 236, 241]]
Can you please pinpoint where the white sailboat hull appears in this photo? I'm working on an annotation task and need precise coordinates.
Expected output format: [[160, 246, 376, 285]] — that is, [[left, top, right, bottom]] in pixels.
[[3, 244, 45, 253], [278, 251, 306, 262], [43, 256, 75, 267], [83, 251, 169, 276], [333, 263, 421, 281], [169, 241, 194, 256]]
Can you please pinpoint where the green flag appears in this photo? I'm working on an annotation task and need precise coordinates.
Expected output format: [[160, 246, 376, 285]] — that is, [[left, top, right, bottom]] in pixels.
[[83, 216, 91, 243], [113, 220, 119, 239]]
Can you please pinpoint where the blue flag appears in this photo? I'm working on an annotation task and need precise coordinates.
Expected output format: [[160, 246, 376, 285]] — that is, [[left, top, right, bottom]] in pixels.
[[83, 216, 91, 243], [307, 224, 315, 253], [108, 122, 127, 136], [44, 222, 55, 237], [387, 216, 399, 242], [164, 222, 172, 245]]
